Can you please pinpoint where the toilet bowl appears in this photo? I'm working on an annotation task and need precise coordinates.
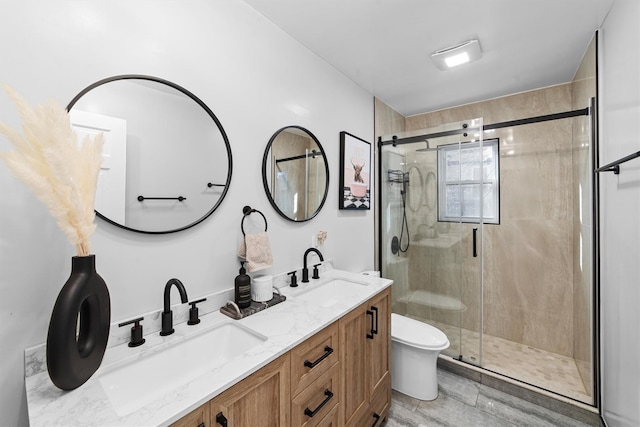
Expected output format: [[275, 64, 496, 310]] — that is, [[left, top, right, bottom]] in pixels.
[[391, 313, 449, 401]]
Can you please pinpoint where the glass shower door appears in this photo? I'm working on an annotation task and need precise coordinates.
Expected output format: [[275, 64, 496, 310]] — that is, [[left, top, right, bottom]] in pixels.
[[379, 118, 484, 365]]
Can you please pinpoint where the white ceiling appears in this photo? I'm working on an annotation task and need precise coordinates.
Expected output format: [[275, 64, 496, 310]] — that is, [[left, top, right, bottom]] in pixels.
[[242, 0, 614, 116]]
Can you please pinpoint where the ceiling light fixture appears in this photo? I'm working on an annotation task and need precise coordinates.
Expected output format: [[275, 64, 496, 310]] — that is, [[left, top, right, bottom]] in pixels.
[[431, 39, 482, 70]]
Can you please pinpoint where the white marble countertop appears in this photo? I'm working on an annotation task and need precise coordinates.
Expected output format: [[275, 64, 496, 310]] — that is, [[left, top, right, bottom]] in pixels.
[[25, 268, 392, 427]]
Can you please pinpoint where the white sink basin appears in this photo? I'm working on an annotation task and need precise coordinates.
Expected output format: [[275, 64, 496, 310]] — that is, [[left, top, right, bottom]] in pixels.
[[294, 279, 371, 307], [99, 321, 267, 416]]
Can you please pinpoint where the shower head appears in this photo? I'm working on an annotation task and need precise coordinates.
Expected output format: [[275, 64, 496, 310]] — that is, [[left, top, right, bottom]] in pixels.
[[415, 140, 436, 152]]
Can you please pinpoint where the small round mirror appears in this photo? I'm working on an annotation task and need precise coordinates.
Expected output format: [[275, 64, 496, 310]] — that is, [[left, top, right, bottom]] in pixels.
[[262, 126, 329, 222], [67, 75, 232, 234]]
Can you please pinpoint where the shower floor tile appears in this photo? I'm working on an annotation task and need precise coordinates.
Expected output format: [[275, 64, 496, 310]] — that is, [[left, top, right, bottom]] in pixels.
[[407, 315, 592, 404]]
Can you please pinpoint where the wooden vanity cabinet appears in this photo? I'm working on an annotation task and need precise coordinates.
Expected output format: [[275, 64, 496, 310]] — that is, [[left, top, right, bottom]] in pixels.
[[339, 288, 390, 427], [210, 353, 291, 427], [172, 287, 390, 427], [365, 289, 391, 425]]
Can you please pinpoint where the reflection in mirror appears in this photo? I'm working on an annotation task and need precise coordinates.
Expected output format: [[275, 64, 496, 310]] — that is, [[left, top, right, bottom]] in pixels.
[[262, 126, 329, 222], [408, 166, 423, 211], [425, 171, 437, 209], [67, 75, 232, 234]]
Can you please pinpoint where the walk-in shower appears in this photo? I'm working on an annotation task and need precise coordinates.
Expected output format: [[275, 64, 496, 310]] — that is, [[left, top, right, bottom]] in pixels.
[[378, 103, 597, 405]]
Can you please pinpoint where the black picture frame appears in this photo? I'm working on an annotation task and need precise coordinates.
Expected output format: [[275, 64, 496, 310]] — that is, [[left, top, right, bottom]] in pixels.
[[339, 131, 371, 210]]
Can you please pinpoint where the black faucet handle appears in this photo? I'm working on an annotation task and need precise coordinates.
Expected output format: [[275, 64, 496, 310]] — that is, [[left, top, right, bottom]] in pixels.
[[189, 298, 206, 306], [288, 270, 298, 287], [118, 317, 146, 348], [188, 298, 207, 325], [312, 263, 321, 280]]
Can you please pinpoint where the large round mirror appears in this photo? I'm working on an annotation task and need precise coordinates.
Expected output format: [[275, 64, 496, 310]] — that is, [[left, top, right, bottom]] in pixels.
[[67, 75, 232, 234], [262, 126, 329, 222]]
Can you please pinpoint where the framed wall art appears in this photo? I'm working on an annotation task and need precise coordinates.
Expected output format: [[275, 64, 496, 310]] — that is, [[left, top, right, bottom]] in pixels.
[[339, 131, 371, 210]]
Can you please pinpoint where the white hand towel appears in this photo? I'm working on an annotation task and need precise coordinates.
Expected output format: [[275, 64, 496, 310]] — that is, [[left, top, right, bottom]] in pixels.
[[238, 231, 273, 272]]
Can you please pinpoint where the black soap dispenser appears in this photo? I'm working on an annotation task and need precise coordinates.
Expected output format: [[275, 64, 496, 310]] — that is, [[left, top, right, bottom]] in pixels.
[[235, 261, 252, 309]]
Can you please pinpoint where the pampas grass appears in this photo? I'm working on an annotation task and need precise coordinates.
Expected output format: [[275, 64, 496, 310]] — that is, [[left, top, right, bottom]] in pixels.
[[0, 85, 104, 256]]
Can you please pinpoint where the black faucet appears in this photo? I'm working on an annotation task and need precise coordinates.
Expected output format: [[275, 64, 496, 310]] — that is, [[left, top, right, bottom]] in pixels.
[[160, 278, 188, 336], [302, 248, 324, 283]]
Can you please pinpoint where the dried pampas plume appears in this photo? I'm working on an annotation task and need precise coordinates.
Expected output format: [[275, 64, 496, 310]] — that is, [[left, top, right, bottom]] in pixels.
[[0, 85, 104, 256]]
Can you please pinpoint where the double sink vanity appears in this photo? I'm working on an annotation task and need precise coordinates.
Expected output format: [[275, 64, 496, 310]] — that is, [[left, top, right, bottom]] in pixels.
[[25, 268, 392, 427]]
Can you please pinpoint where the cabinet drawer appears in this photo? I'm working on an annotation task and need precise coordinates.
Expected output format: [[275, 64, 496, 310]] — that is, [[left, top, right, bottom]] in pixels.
[[291, 321, 339, 396], [291, 363, 340, 427]]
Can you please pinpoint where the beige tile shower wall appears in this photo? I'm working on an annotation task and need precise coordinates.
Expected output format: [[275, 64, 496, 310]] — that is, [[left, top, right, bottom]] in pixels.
[[405, 85, 576, 357], [374, 98, 406, 305], [571, 35, 596, 397], [375, 98, 407, 138]]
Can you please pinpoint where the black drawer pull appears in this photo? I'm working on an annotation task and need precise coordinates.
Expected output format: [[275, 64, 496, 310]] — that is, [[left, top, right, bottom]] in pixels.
[[198, 423, 205, 427], [372, 412, 381, 426], [216, 411, 227, 427], [304, 389, 334, 418], [366, 309, 375, 339], [304, 345, 333, 368]]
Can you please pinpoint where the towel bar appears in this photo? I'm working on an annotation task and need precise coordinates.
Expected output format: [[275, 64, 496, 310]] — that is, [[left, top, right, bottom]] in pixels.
[[137, 196, 186, 202], [594, 150, 640, 175]]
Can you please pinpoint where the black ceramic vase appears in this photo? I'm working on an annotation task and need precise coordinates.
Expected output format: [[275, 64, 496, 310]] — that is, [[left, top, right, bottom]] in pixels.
[[46, 255, 111, 390]]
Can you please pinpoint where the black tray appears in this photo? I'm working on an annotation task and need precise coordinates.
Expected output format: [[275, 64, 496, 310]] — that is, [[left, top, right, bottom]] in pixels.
[[220, 293, 287, 320]]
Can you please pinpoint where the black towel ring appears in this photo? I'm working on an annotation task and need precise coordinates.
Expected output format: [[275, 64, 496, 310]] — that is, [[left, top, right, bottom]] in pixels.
[[241, 206, 268, 236]]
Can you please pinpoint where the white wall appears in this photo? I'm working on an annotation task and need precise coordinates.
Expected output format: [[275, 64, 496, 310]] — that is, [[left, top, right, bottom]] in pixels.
[[599, 0, 640, 425], [0, 1, 374, 425]]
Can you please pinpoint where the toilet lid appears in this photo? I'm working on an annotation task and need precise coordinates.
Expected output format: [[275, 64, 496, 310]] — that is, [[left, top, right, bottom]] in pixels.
[[391, 313, 450, 350]]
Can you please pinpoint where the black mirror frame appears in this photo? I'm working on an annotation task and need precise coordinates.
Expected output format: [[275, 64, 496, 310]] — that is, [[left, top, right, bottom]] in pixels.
[[261, 125, 329, 222], [67, 74, 233, 234]]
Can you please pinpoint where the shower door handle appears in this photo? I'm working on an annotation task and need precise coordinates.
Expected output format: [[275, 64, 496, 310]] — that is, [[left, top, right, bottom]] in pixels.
[[472, 228, 478, 258]]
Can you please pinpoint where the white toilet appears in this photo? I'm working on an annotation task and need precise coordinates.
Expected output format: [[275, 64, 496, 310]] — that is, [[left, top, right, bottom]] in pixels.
[[391, 313, 450, 401]]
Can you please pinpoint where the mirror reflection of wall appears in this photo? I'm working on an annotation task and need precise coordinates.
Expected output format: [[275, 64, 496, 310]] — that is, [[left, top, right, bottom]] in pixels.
[[262, 126, 328, 222], [68, 76, 232, 234]]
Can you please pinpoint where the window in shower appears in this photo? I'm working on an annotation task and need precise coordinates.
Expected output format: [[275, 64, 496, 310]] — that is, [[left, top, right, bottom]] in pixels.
[[438, 139, 500, 224]]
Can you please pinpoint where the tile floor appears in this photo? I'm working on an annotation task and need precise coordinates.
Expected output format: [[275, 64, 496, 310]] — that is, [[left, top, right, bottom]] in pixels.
[[384, 369, 600, 427]]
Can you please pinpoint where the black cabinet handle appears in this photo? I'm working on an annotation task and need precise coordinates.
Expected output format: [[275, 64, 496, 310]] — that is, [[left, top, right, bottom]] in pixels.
[[198, 423, 205, 427], [473, 227, 478, 257], [304, 346, 333, 368], [372, 412, 381, 427], [304, 389, 334, 418], [215, 412, 227, 427], [371, 306, 379, 335], [367, 306, 379, 339]]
